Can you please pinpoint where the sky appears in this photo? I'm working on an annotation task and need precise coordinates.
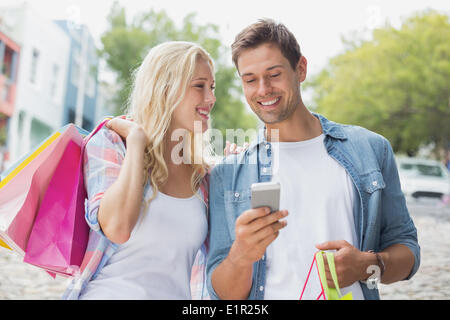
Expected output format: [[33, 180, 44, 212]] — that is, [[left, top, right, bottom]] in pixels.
[[2, 0, 450, 81]]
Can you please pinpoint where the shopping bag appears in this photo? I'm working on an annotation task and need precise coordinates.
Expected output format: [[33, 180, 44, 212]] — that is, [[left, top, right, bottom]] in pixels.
[[0, 124, 85, 254], [0, 237, 10, 250], [23, 140, 86, 276], [23, 120, 109, 277], [299, 250, 353, 300], [0, 129, 63, 251]]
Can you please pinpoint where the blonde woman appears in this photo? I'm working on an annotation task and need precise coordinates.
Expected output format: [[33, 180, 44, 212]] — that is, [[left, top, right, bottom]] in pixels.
[[63, 41, 216, 300]]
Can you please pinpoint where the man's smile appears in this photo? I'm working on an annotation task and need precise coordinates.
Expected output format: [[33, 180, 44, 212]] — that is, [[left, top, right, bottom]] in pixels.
[[257, 96, 281, 109]]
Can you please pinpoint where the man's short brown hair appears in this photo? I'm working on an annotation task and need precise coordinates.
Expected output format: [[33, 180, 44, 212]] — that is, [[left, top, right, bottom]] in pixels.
[[231, 18, 302, 72]]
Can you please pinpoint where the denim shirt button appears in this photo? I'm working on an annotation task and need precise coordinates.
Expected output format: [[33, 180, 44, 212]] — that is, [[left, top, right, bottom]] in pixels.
[[262, 168, 267, 173], [265, 144, 270, 150], [259, 286, 264, 291], [234, 192, 240, 198], [372, 181, 378, 186]]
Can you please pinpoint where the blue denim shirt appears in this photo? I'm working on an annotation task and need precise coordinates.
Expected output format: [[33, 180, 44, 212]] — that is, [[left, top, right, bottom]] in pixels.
[[206, 113, 420, 300]]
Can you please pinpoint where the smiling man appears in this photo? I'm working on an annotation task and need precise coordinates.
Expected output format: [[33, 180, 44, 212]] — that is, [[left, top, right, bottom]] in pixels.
[[206, 19, 420, 300]]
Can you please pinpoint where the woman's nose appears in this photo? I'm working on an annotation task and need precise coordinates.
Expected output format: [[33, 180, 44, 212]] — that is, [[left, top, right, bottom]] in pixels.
[[206, 88, 216, 105]]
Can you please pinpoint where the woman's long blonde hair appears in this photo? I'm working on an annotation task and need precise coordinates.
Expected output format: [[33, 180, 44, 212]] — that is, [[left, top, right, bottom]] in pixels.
[[125, 41, 214, 205]]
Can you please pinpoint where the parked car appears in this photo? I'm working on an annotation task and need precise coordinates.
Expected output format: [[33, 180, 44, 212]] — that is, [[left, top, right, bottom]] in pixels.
[[396, 156, 450, 200]]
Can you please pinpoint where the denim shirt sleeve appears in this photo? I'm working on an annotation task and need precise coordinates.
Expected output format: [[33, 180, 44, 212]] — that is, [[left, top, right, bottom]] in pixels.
[[379, 138, 420, 280], [206, 163, 235, 300]]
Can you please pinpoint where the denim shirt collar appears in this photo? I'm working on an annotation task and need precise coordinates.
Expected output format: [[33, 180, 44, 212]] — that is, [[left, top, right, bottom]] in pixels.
[[247, 112, 347, 154]]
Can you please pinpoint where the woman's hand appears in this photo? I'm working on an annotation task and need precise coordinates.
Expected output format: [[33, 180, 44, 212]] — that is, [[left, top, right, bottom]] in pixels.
[[224, 141, 249, 156], [105, 116, 149, 148]]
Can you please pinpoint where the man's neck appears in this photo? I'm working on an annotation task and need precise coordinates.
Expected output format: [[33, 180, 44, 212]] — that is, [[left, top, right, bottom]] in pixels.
[[265, 104, 323, 142]]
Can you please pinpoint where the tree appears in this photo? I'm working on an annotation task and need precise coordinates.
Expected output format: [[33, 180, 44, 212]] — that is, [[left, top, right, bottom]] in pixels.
[[306, 10, 450, 159], [99, 2, 257, 153]]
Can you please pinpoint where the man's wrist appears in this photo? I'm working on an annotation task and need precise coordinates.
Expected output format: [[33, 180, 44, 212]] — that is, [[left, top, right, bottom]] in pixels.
[[359, 251, 379, 281], [360, 250, 386, 282], [369, 250, 386, 278]]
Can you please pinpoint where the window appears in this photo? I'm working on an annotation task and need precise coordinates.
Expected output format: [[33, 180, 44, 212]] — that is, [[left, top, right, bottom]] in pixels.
[[71, 50, 80, 86], [400, 163, 413, 170], [50, 64, 59, 98], [416, 164, 443, 178], [30, 118, 52, 150], [2, 46, 14, 79], [82, 116, 92, 131], [68, 108, 76, 124], [71, 60, 80, 86], [400, 162, 444, 178], [30, 48, 39, 84], [85, 73, 96, 98]]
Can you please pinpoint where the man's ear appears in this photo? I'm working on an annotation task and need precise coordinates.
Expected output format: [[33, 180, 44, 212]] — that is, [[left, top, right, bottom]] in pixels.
[[296, 56, 307, 82]]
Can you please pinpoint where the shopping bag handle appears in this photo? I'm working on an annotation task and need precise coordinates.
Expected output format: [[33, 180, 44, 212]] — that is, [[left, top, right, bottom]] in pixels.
[[299, 250, 353, 300], [299, 253, 316, 299], [315, 251, 342, 299], [83, 117, 112, 145]]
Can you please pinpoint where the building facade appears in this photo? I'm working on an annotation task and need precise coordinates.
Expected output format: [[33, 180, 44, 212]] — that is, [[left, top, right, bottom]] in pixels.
[[0, 3, 100, 170], [0, 28, 20, 172], [54, 20, 99, 132]]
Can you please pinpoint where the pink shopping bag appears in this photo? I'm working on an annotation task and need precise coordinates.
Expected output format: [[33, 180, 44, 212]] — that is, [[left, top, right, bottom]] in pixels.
[[0, 124, 83, 255], [23, 120, 109, 277]]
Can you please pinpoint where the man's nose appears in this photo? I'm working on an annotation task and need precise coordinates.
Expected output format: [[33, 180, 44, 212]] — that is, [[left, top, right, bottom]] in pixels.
[[257, 77, 272, 97]]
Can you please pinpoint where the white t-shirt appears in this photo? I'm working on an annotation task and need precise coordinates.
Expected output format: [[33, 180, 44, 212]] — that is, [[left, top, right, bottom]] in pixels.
[[79, 189, 207, 300], [264, 134, 365, 300]]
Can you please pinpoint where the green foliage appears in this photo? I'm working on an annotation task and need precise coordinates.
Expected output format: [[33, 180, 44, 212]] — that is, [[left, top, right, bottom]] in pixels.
[[99, 2, 257, 149], [306, 10, 450, 158]]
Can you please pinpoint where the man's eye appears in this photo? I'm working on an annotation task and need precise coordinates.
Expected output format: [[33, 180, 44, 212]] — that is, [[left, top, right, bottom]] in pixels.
[[271, 73, 281, 78], [194, 84, 204, 88], [245, 79, 255, 83]]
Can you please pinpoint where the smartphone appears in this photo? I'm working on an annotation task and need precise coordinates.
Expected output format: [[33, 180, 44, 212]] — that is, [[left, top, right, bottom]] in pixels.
[[251, 181, 280, 213]]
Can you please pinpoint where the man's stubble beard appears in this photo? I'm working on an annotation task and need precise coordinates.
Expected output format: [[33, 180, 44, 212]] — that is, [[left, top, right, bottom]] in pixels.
[[252, 95, 299, 125]]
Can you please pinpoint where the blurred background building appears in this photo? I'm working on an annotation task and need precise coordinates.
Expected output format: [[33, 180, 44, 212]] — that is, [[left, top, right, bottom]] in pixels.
[[0, 27, 19, 174], [0, 2, 110, 172], [54, 20, 98, 133]]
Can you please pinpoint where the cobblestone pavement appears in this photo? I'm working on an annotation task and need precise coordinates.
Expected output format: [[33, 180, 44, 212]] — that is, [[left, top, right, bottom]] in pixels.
[[0, 200, 449, 300], [0, 250, 68, 299], [378, 200, 450, 300]]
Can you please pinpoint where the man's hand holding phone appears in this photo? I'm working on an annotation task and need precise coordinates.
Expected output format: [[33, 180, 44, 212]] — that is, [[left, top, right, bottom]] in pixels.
[[212, 181, 287, 299], [227, 207, 288, 268], [227, 181, 287, 268]]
